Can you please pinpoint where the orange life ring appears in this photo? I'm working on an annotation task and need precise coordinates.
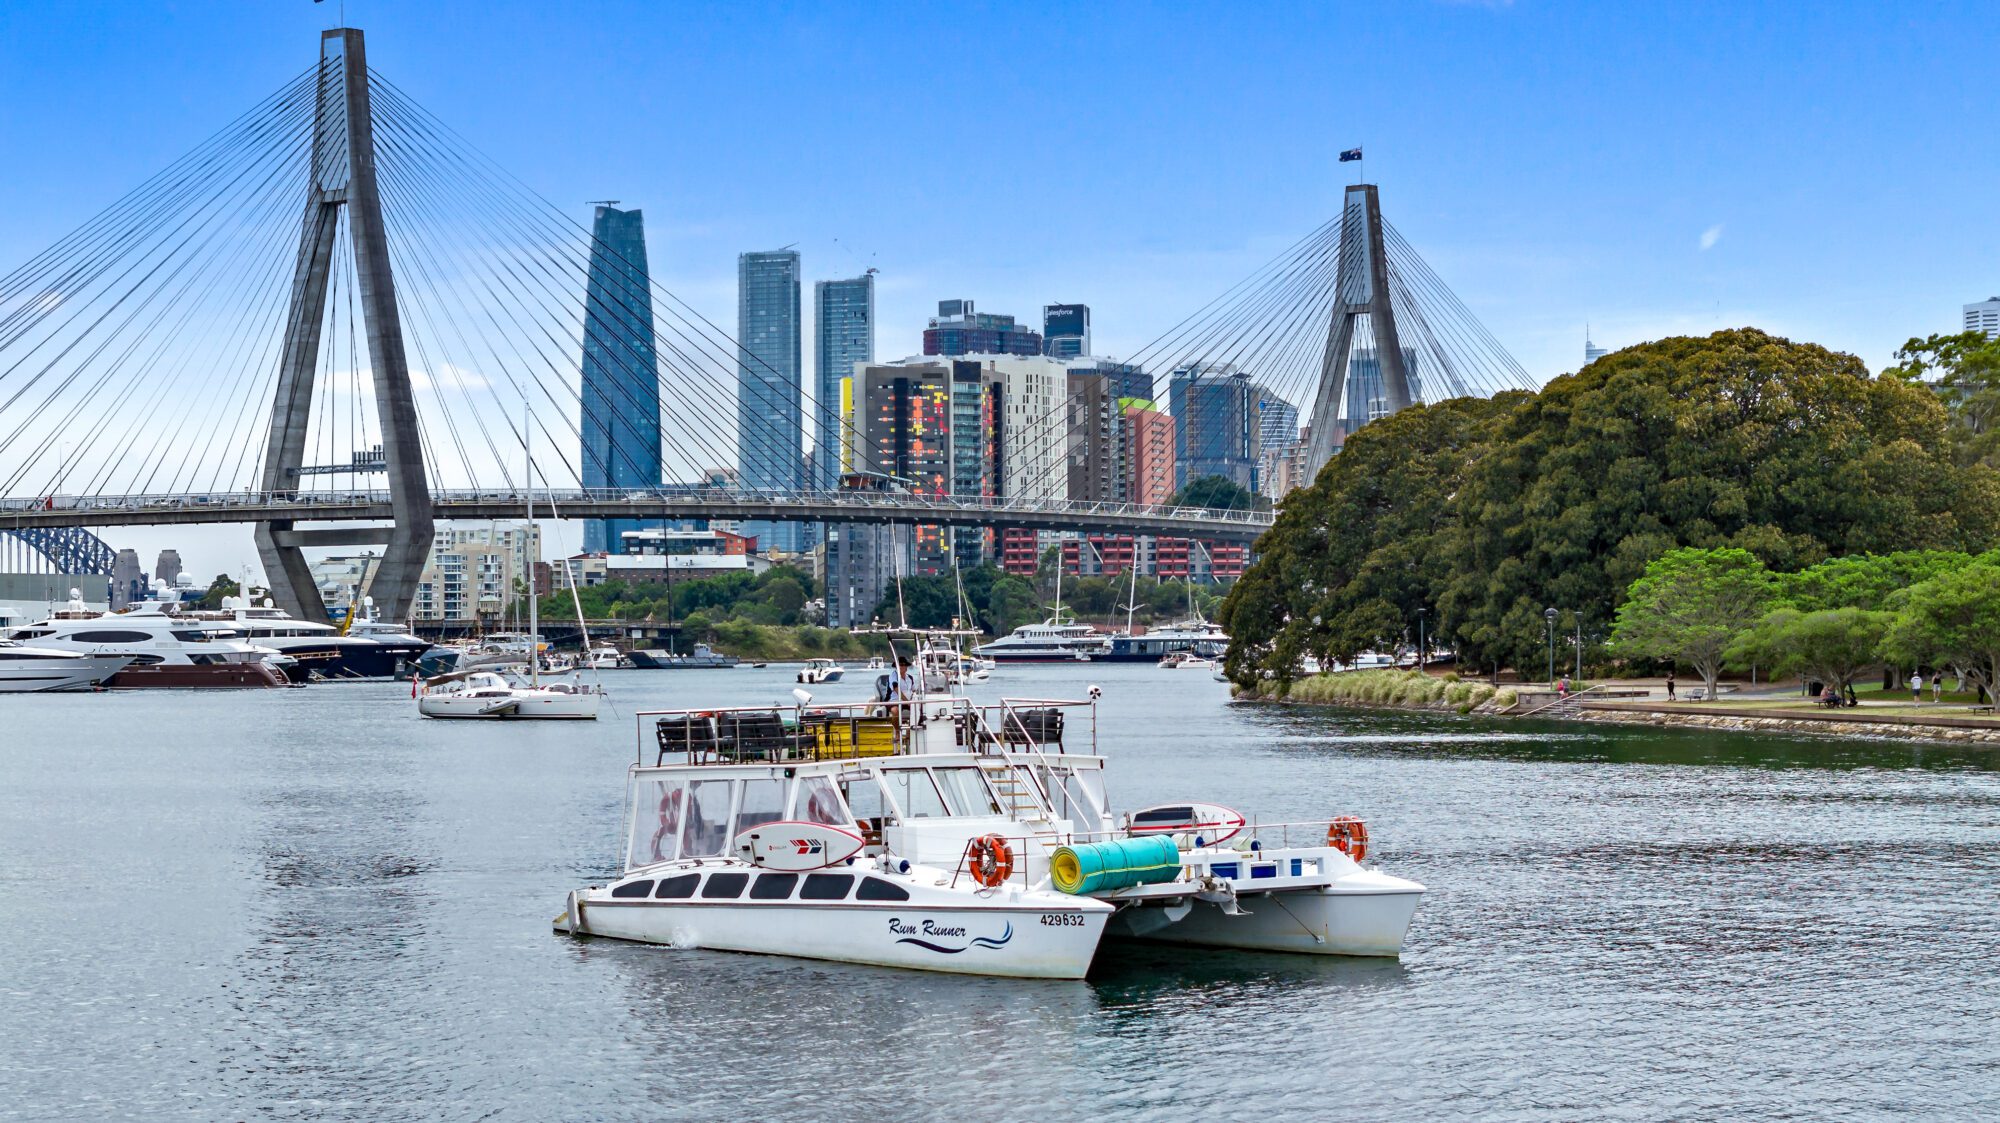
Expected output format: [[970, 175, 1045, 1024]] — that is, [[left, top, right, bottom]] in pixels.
[[967, 834, 1014, 889], [1326, 816, 1369, 862]]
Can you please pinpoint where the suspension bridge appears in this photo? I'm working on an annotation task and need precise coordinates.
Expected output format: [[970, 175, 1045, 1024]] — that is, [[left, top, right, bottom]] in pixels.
[[0, 27, 1535, 620]]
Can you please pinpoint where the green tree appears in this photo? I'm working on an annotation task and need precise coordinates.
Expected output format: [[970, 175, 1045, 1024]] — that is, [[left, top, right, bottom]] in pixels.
[[1220, 392, 1520, 689], [1169, 474, 1264, 511], [1610, 547, 1776, 696], [1778, 551, 1972, 612], [1885, 330, 2000, 465], [197, 573, 239, 610], [1882, 562, 2000, 700], [1727, 606, 1893, 694]]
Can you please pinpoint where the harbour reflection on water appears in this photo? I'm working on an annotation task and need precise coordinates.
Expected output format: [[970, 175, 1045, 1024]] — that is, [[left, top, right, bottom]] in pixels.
[[1, 665, 1993, 1119]]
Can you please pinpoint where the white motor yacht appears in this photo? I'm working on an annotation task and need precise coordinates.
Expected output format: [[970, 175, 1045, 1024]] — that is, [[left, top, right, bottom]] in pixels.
[[6, 600, 288, 687], [797, 658, 844, 685], [0, 638, 133, 692], [557, 674, 1424, 978], [1158, 651, 1219, 671], [195, 597, 427, 681], [972, 618, 1111, 664], [585, 644, 623, 670], [417, 669, 602, 719]]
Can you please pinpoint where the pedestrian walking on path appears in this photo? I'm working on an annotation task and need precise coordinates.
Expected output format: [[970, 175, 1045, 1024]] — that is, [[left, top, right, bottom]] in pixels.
[[1934, 675, 1945, 702], [1910, 672, 1924, 703], [1665, 671, 1676, 702]]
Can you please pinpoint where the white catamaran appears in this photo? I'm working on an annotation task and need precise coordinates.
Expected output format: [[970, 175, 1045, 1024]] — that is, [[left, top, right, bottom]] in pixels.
[[556, 638, 1424, 978]]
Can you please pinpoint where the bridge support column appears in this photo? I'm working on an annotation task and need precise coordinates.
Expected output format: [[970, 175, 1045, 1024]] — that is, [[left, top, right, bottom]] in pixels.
[[1304, 183, 1412, 481], [256, 27, 432, 622]]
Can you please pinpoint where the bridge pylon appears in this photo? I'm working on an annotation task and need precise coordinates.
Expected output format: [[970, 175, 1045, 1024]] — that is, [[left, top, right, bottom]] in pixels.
[[1303, 183, 1413, 480], [255, 28, 433, 623]]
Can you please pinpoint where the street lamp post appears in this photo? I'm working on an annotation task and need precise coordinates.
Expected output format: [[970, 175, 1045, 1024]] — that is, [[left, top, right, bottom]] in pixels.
[[1544, 606, 1558, 685], [1417, 607, 1428, 673], [1575, 615, 1584, 681]]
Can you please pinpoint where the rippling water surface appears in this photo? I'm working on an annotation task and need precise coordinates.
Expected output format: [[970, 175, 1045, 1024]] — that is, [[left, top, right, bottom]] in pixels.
[[4, 665, 1996, 1120]]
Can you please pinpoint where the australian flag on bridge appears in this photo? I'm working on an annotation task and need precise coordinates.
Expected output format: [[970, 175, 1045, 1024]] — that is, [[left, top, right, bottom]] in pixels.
[[1339, 147, 1363, 162]]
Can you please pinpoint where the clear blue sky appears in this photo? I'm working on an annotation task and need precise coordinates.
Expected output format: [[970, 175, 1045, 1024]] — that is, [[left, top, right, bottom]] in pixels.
[[1, 1, 1993, 576]]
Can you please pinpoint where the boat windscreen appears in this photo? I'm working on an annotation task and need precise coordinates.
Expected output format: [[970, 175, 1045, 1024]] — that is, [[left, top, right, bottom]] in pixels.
[[795, 775, 853, 827]]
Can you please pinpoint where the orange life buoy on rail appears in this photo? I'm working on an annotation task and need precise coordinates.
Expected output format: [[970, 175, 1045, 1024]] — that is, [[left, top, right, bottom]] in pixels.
[[966, 834, 1014, 889], [1326, 816, 1369, 862], [648, 788, 685, 862]]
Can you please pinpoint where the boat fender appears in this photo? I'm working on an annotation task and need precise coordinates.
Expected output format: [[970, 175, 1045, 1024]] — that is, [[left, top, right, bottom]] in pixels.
[[566, 889, 589, 937], [1326, 816, 1370, 862]]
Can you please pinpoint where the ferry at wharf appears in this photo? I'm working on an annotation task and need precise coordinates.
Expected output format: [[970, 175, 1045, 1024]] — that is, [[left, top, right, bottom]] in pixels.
[[556, 635, 1423, 978]]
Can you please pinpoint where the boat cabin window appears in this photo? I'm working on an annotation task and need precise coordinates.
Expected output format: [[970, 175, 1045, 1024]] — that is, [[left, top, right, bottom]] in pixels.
[[800, 873, 854, 900], [628, 778, 689, 867], [931, 768, 1003, 816], [855, 877, 910, 902], [653, 874, 700, 899], [679, 779, 734, 858], [840, 775, 890, 824], [731, 778, 787, 838], [750, 873, 798, 900], [880, 768, 949, 820], [701, 872, 750, 899], [794, 775, 852, 827], [69, 630, 152, 643], [10, 628, 53, 639], [610, 879, 654, 898], [1045, 768, 1105, 823]]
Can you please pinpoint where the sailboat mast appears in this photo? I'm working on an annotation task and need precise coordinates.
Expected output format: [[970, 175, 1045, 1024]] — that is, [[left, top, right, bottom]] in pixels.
[[525, 403, 539, 688]]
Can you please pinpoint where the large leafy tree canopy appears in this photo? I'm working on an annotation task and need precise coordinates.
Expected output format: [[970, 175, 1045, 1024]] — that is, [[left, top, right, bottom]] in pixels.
[[1610, 547, 1776, 694], [1885, 330, 2000, 465], [1223, 328, 2000, 686]]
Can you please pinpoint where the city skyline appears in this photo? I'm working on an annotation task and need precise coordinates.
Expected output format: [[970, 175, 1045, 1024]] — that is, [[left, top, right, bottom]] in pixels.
[[5, 2, 1997, 578]]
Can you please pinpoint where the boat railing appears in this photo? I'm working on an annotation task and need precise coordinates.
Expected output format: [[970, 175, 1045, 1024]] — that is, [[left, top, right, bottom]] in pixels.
[[637, 697, 1100, 766], [941, 818, 1364, 891]]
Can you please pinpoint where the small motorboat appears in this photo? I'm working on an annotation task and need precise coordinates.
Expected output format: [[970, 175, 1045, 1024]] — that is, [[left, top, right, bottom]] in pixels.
[[797, 658, 845, 685], [1158, 651, 1218, 671], [585, 644, 623, 669]]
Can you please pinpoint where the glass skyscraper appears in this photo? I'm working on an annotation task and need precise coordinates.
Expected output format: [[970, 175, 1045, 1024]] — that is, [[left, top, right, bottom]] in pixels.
[[579, 205, 661, 554], [1169, 363, 1262, 492], [737, 249, 804, 554], [814, 274, 875, 490]]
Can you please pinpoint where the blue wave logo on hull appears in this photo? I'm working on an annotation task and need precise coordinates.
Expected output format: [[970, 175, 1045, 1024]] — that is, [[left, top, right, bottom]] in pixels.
[[890, 919, 1013, 954]]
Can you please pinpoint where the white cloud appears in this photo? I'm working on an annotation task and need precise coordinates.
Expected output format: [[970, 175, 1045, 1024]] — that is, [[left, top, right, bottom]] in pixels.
[[1700, 224, 1724, 251]]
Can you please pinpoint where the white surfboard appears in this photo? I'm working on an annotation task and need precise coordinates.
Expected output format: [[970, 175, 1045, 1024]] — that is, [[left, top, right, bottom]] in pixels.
[[1126, 802, 1247, 844], [734, 821, 867, 871]]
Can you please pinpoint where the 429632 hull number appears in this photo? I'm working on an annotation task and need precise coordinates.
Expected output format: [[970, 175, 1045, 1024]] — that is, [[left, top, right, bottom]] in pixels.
[[1040, 913, 1086, 927]]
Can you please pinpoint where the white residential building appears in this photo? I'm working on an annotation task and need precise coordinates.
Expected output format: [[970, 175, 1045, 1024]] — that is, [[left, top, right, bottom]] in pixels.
[[1965, 297, 2000, 339]]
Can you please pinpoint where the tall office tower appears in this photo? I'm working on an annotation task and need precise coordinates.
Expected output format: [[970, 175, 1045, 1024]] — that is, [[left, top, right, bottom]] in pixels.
[[814, 274, 875, 490], [1253, 388, 1301, 501], [1065, 371, 1125, 502], [948, 360, 1003, 566], [850, 359, 1004, 574], [1966, 297, 2000, 339], [1169, 362, 1262, 492], [1341, 347, 1422, 430], [737, 249, 804, 554], [579, 205, 662, 553], [1584, 328, 1609, 365], [1043, 303, 1090, 359], [923, 299, 1043, 357], [1122, 401, 1176, 506], [1067, 357, 1150, 401]]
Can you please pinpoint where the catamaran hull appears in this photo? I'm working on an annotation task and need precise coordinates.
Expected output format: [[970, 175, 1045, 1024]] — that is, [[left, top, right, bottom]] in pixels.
[[1106, 886, 1422, 957], [560, 900, 1108, 979], [418, 693, 600, 719]]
